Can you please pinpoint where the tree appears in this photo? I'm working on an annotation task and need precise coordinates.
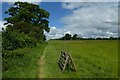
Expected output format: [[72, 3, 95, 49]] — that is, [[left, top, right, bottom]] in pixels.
[[2, 2, 50, 51], [2, 2, 50, 72], [72, 34, 78, 40], [4, 2, 50, 41], [64, 33, 72, 40]]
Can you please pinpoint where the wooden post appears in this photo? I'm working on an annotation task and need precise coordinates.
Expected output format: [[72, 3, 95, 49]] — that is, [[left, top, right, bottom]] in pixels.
[[62, 55, 69, 72], [68, 53, 77, 71]]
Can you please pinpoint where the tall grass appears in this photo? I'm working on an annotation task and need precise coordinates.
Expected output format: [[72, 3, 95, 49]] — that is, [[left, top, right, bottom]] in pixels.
[[2, 43, 47, 78]]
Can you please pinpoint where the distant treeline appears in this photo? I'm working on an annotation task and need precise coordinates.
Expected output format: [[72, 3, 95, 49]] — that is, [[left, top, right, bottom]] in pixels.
[[51, 33, 120, 40]]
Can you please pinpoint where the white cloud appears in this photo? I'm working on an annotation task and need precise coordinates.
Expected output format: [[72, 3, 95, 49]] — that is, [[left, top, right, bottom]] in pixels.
[[45, 2, 119, 40], [61, 2, 118, 38], [63, 0, 119, 2], [44, 26, 64, 40], [62, 2, 118, 10], [31, 2, 40, 5], [2, 0, 119, 2], [45, 26, 77, 40], [64, 31, 71, 35], [0, 21, 6, 31]]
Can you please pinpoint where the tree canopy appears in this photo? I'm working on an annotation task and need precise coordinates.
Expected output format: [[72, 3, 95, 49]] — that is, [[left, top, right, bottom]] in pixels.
[[4, 2, 49, 31], [2, 2, 50, 51], [4, 2, 50, 34], [72, 34, 78, 40]]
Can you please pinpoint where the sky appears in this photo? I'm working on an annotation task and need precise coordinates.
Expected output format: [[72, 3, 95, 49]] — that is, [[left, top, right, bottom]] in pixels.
[[0, 1, 119, 39]]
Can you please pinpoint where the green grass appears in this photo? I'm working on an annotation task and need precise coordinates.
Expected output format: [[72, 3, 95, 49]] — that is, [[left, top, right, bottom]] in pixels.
[[41, 40, 118, 78], [2, 43, 47, 78]]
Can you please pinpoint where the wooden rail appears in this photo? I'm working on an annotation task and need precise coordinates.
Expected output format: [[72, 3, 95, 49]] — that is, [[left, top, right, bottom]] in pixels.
[[58, 51, 76, 72]]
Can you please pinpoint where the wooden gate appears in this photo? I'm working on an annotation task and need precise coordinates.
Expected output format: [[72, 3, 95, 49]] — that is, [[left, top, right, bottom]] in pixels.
[[58, 51, 76, 72]]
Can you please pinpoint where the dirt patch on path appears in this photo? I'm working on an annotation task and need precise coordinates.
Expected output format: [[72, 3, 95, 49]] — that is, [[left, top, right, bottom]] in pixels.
[[37, 46, 48, 78]]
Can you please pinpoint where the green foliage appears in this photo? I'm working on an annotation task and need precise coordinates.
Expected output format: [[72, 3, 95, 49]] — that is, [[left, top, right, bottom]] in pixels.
[[2, 31, 37, 51], [2, 1, 50, 51], [13, 21, 32, 34], [72, 34, 78, 40], [2, 2, 50, 76], [60, 33, 72, 40], [2, 50, 24, 72], [4, 2, 50, 34], [65, 33, 72, 40], [2, 43, 47, 78]]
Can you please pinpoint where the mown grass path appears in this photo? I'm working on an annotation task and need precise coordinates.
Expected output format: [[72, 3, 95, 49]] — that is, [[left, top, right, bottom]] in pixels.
[[37, 46, 48, 78]]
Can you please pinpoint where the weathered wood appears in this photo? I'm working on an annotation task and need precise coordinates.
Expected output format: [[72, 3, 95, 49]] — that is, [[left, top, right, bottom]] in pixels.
[[62, 55, 69, 72], [68, 53, 77, 71], [58, 61, 64, 68], [59, 58, 65, 64], [58, 51, 77, 72], [58, 61, 64, 69]]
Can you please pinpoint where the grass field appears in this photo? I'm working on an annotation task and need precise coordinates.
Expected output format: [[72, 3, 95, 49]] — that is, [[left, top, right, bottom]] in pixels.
[[38, 40, 118, 78]]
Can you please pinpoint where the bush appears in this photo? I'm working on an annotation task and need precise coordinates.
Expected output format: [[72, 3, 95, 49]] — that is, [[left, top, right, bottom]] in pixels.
[[2, 50, 24, 71], [2, 31, 37, 51]]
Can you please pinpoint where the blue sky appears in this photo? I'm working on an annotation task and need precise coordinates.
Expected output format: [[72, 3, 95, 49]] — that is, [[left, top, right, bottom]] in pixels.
[[1, 2, 72, 29], [41, 2, 72, 29], [0, 2, 119, 39]]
